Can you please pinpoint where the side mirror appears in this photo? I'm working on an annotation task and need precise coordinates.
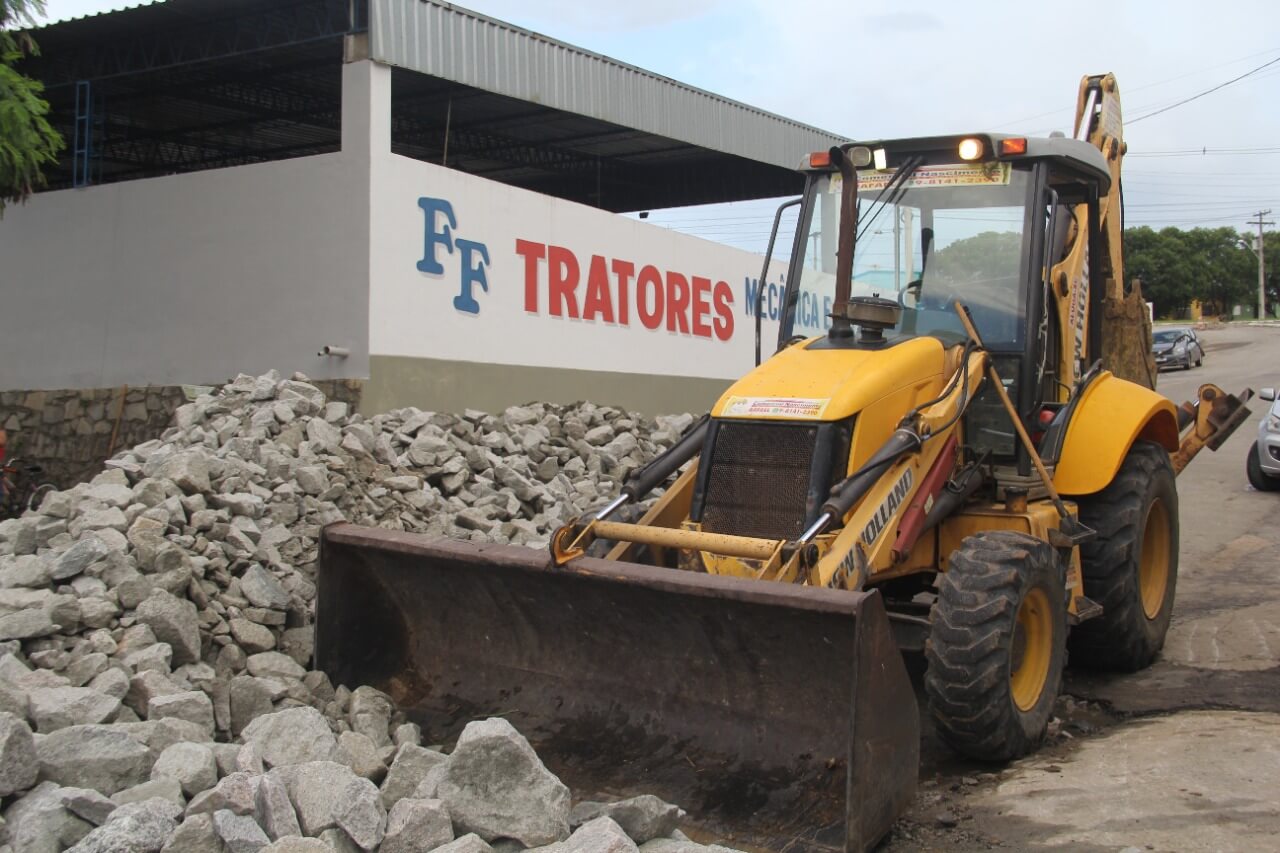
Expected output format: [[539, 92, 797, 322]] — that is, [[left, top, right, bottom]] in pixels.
[[1260, 388, 1276, 402]]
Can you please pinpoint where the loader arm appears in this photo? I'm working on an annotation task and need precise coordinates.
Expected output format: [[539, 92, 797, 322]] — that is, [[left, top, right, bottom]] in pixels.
[[1057, 73, 1157, 390]]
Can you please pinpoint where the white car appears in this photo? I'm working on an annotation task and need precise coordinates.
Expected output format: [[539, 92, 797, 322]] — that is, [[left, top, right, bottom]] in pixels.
[[1247, 387, 1280, 491]]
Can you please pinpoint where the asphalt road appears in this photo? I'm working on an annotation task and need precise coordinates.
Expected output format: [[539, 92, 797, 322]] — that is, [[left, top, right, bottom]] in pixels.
[[887, 323, 1280, 852]]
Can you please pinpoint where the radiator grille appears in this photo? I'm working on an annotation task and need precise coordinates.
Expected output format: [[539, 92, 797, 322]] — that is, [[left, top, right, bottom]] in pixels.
[[701, 421, 818, 540]]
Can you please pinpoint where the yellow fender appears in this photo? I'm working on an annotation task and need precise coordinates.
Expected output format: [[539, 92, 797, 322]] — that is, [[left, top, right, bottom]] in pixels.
[[1053, 372, 1179, 496]]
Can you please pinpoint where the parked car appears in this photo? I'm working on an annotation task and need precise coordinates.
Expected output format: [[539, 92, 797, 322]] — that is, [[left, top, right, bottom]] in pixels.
[[1247, 387, 1280, 492], [1152, 326, 1203, 370]]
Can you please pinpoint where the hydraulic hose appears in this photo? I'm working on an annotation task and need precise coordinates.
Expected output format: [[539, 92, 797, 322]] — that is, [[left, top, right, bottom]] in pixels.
[[798, 428, 922, 543], [621, 414, 710, 501]]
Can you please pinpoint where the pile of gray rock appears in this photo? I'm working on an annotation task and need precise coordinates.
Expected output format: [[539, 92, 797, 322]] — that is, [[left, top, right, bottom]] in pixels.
[[0, 372, 726, 852]]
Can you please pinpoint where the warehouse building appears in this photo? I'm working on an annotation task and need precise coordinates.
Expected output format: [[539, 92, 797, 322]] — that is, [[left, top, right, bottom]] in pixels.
[[0, 0, 844, 481]]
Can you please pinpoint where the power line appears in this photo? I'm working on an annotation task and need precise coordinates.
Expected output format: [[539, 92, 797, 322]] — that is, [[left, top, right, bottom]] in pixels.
[[1128, 55, 1280, 124], [1128, 147, 1280, 158], [990, 47, 1280, 129]]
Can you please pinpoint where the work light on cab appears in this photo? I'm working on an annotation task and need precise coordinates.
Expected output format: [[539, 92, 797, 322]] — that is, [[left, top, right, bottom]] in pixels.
[[848, 146, 875, 168], [1000, 137, 1028, 156], [958, 137, 984, 160]]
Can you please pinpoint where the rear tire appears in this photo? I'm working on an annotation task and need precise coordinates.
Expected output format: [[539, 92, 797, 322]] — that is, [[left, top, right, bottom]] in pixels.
[[1247, 442, 1280, 492], [1070, 441, 1179, 671], [925, 531, 1066, 762]]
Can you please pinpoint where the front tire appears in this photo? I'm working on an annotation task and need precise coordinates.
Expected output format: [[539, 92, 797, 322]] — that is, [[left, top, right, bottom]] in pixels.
[[1071, 441, 1179, 671], [925, 531, 1067, 761], [1247, 442, 1280, 492]]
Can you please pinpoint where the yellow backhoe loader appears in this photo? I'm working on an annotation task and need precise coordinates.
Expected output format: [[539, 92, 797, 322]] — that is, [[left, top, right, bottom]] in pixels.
[[316, 74, 1252, 852]]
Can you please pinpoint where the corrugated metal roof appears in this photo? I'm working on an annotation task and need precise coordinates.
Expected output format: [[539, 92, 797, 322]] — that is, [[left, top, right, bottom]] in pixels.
[[369, 0, 847, 171]]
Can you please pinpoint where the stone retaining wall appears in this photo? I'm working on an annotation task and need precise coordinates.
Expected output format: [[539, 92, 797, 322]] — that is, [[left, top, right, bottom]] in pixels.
[[0, 379, 363, 490]]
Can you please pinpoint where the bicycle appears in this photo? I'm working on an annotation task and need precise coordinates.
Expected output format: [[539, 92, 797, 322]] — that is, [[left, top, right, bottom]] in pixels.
[[0, 456, 58, 520]]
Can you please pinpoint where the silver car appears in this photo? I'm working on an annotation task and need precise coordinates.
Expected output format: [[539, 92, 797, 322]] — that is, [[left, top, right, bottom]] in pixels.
[[1247, 387, 1280, 491], [1153, 326, 1204, 370]]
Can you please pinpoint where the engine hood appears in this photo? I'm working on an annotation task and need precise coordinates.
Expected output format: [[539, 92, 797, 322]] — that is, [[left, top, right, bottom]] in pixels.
[[712, 336, 948, 422]]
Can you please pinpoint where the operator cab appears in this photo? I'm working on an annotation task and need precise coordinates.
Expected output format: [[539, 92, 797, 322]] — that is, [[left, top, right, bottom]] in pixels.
[[765, 133, 1112, 479]]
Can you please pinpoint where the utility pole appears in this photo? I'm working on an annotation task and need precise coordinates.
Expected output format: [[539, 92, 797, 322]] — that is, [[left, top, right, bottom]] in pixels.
[[1248, 210, 1274, 319]]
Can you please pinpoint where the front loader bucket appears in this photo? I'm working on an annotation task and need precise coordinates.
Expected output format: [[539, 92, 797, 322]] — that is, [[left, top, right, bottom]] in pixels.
[[316, 523, 919, 852]]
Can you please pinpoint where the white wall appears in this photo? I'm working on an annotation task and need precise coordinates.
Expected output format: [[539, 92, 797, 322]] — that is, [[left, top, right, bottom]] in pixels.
[[0, 56, 808, 398], [368, 151, 792, 382], [0, 149, 368, 391]]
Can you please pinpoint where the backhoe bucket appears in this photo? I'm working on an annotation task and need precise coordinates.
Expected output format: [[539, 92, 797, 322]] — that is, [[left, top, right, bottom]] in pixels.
[[316, 523, 919, 852]]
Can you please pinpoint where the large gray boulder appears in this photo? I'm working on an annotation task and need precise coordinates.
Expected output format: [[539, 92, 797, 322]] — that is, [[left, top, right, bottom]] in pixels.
[[54, 535, 111, 581], [37, 724, 152, 795], [185, 771, 260, 818], [111, 777, 185, 812], [379, 742, 447, 808], [532, 814, 645, 850], [118, 717, 209, 763], [241, 706, 337, 767], [437, 717, 570, 847], [134, 590, 202, 666], [230, 618, 277, 653], [64, 797, 180, 853], [1, 781, 95, 853], [0, 710, 38, 796], [148, 690, 215, 734], [335, 730, 385, 782], [569, 795, 686, 843], [212, 808, 271, 853], [245, 651, 306, 680], [0, 608, 59, 640], [530, 816, 639, 853], [27, 685, 121, 732], [273, 761, 386, 850], [162, 813, 223, 853], [381, 798, 454, 853], [240, 565, 291, 610], [254, 768, 302, 840], [125, 669, 185, 717], [229, 675, 275, 735], [58, 786, 119, 826], [347, 685, 393, 748], [153, 450, 212, 494], [151, 741, 219, 798]]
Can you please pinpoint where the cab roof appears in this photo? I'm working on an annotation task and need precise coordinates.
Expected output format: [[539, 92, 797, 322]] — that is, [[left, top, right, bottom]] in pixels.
[[800, 133, 1112, 193]]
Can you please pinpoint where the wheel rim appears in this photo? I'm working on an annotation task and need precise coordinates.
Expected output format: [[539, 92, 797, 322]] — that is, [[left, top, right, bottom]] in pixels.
[[1139, 498, 1171, 619], [1010, 587, 1053, 712]]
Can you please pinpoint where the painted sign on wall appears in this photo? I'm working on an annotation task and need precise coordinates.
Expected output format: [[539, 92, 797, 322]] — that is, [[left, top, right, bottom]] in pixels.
[[370, 154, 807, 381]]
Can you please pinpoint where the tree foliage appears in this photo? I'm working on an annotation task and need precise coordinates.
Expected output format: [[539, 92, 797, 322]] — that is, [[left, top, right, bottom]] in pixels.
[[928, 225, 1270, 320], [1, 0, 63, 213], [932, 230, 1023, 284], [1124, 225, 1260, 318]]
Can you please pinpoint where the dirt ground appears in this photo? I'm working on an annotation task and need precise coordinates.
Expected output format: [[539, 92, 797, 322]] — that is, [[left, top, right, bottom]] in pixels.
[[881, 323, 1280, 852]]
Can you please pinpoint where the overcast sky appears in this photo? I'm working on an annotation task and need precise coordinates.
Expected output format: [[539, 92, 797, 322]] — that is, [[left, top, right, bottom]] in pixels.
[[37, 0, 1280, 250]]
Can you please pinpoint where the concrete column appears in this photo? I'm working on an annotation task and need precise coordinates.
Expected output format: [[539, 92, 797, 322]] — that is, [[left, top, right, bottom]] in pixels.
[[341, 57, 392, 159]]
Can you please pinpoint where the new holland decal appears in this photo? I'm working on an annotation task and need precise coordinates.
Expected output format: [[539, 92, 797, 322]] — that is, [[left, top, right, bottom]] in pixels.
[[861, 467, 915, 547]]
